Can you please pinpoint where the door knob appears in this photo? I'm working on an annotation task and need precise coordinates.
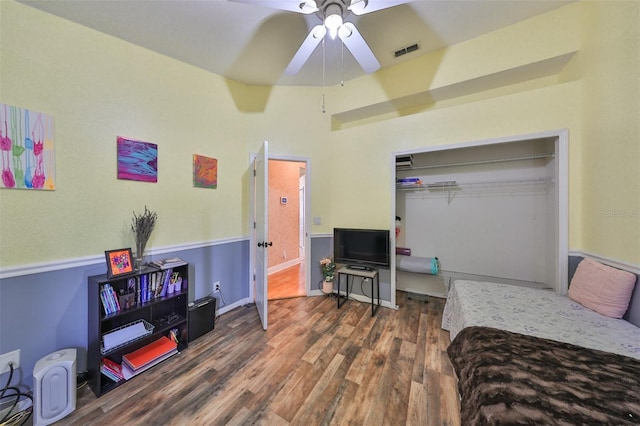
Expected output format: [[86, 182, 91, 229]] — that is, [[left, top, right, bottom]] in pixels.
[[257, 241, 273, 247]]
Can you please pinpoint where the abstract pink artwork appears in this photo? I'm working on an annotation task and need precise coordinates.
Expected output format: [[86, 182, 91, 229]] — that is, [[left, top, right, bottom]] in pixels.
[[0, 103, 55, 190], [117, 137, 158, 183]]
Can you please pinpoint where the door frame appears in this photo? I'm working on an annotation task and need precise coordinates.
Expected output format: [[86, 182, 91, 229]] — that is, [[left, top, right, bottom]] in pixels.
[[270, 154, 312, 296], [249, 152, 313, 303]]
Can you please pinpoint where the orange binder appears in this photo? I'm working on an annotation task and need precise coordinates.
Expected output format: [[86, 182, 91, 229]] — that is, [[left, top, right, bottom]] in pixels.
[[123, 336, 177, 371]]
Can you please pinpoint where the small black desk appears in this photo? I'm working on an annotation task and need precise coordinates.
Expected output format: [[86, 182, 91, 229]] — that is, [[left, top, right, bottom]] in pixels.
[[336, 266, 380, 317]]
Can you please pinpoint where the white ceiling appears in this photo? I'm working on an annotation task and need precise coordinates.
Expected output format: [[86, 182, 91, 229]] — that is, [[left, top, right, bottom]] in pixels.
[[18, 0, 573, 87]]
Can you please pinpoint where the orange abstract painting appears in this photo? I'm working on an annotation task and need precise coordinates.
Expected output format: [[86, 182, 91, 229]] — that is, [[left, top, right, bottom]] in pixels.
[[193, 154, 217, 189]]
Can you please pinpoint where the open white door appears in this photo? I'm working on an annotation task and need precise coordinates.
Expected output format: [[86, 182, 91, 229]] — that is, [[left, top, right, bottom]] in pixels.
[[254, 141, 269, 329]]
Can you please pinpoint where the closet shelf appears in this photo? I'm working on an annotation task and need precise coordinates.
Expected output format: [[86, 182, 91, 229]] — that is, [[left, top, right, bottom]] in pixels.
[[396, 152, 554, 171], [398, 177, 555, 200]]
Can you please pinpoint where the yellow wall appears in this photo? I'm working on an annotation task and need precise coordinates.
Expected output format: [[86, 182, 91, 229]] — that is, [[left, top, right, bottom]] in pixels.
[[0, 1, 250, 265], [1, 0, 638, 267], [321, 0, 638, 265], [578, 1, 640, 263]]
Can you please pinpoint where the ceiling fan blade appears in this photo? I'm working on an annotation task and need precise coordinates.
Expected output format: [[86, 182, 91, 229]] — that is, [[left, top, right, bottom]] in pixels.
[[285, 25, 327, 75], [228, 0, 318, 14], [348, 0, 412, 15], [338, 22, 380, 73]]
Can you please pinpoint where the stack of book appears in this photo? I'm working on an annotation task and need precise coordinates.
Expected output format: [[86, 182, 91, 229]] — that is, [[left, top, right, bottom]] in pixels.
[[100, 283, 121, 315], [138, 268, 178, 303], [149, 257, 187, 270], [100, 358, 124, 383], [121, 336, 178, 380]]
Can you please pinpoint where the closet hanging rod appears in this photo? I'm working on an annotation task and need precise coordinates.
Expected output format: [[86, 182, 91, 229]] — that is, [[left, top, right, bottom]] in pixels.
[[398, 177, 555, 194], [396, 152, 554, 171]]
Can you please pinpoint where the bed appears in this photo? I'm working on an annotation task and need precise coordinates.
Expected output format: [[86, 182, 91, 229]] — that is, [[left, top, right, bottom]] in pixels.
[[441, 257, 640, 424], [448, 326, 640, 424], [442, 280, 640, 359]]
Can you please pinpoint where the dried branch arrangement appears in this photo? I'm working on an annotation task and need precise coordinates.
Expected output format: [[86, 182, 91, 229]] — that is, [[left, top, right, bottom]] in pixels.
[[131, 206, 157, 258]]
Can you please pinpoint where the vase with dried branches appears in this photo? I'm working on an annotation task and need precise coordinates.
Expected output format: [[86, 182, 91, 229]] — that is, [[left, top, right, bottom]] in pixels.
[[131, 206, 157, 270]]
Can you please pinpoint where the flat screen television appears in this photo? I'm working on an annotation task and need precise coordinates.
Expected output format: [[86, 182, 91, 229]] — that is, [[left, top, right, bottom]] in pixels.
[[333, 228, 390, 269]]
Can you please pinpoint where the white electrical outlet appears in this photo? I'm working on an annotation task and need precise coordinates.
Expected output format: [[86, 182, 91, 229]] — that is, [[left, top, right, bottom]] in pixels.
[[0, 349, 20, 374], [213, 281, 221, 292]]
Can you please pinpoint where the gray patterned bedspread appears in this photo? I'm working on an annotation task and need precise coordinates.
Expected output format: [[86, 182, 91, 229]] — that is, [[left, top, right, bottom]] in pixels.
[[442, 280, 640, 359], [448, 326, 640, 425]]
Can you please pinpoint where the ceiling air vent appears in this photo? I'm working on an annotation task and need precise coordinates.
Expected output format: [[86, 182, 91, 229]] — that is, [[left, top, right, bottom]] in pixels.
[[394, 43, 419, 58]]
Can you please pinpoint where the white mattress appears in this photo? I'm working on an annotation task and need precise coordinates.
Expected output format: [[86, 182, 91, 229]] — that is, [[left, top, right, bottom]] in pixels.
[[442, 280, 640, 360]]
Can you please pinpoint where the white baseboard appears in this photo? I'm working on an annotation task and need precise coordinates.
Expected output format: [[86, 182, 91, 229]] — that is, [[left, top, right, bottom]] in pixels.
[[396, 271, 448, 298], [217, 297, 253, 316], [268, 258, 301, 275]]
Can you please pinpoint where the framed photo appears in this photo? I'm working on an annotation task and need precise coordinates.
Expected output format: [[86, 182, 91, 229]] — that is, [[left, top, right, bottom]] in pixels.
[[105, 248, 134, 278]]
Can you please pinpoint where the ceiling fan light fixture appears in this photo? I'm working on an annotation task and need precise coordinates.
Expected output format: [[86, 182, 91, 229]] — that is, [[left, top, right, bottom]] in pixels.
[[299, 0, 319, 14], [312, 25, 327, 39], [325, 13, 343, 39], [338, 24, 352, 39]]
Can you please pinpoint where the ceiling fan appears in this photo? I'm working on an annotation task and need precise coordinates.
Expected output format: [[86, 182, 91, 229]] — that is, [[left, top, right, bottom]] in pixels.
[[229, 0, 411, 75]]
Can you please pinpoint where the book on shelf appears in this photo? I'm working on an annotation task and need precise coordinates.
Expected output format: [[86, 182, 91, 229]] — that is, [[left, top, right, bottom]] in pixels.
[[101, 367, 123, 383], [100, 285, 112, 314], [121, 348, 178, 380], [162, 269, 173, 296], [154, 270, 164, 297], [101, 358, 124, 382], [140, 274, 150, 303], [100, 288, 110, 315], [112, 286, 120, 311], [122, 336, 178, 372], [149, 257, 187, 270], [100, 283, 120, 315]]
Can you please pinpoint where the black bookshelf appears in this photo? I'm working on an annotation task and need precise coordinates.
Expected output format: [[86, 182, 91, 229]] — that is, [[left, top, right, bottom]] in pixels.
[[87, 264, 189, 397]]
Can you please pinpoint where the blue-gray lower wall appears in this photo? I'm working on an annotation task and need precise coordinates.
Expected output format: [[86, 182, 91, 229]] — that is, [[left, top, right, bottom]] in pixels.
[[0, 239, 250, 387], [310, 234, 332, 292]]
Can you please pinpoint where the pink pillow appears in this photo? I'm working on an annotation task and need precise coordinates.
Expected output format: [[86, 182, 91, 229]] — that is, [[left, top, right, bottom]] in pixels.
[[568, 258, 637, 318]]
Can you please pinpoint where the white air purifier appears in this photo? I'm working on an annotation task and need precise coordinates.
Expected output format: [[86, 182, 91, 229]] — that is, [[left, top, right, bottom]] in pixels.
[[33, 348, 77, 426]]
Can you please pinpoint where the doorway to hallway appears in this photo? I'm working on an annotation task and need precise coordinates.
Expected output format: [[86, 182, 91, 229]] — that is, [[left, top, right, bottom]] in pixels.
[[266, 159, 307, 300], [268, 263, 306, 299]]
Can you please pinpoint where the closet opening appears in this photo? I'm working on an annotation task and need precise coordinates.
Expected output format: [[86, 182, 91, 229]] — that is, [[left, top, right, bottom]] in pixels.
[[391, 130, 568, 303]]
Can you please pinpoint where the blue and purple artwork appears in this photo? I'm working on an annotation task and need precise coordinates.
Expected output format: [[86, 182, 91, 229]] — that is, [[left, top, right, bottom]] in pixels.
[[0, 103, 55, 190], [117, 137, 158, 183]]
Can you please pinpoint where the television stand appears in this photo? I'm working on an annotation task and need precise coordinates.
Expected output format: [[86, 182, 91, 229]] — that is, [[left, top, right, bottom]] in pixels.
[[336, 266, 380, 317]]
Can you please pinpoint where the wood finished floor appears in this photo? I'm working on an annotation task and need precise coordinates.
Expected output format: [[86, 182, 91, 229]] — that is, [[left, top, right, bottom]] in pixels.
[[268, 264, 306, 300], [60, 292, 460, 425]]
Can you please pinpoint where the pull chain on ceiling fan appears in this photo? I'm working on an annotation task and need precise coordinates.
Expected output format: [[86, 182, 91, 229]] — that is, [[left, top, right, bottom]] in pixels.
[[230, 0, 411, 76]]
